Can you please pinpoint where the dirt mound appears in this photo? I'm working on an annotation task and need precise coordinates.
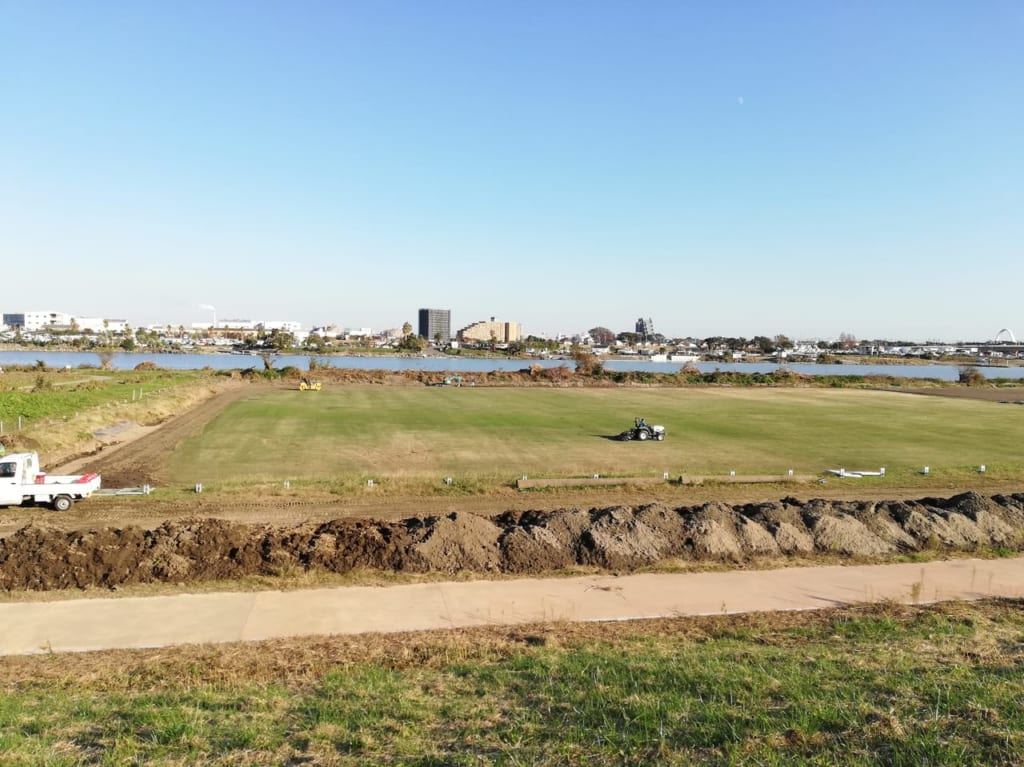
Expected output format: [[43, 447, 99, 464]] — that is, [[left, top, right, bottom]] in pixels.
[[2, 492, 1023, 592]]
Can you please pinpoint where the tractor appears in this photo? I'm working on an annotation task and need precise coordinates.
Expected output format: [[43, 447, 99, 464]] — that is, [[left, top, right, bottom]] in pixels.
[[619, 417, 665, 441]]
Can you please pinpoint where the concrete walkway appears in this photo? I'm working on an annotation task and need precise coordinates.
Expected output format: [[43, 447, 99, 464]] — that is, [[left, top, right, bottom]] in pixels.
[[2, 557, 1022, 656]]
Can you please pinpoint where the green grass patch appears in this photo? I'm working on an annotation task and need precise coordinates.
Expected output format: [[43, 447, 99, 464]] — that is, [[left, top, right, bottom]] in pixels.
[[2, 601, 1022, 764], [0, 369, 209, 422], [166, 387, 1024, 490]]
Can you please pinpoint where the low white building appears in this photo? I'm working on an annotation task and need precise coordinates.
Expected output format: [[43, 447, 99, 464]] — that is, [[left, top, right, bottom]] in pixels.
[[260, 321, 302, 333], [72, 317, 106, 332], [219, 319, 259, 331], [24, 311, 73, 330]]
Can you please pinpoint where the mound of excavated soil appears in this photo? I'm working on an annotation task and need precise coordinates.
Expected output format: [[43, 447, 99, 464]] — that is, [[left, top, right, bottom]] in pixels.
[[1, 492, 1023, 592]]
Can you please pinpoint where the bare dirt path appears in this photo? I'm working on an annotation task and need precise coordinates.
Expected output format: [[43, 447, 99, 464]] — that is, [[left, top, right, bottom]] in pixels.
[[7, 477, 1024, 539], [3, 556, 1021, 655], [54, 381, 262, 487], [898, 386, 1024, 403]]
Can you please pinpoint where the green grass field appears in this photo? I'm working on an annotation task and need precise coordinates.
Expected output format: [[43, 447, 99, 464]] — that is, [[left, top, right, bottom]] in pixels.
[[167, 387, 1024, 489], [2, 601, 1021, 765]]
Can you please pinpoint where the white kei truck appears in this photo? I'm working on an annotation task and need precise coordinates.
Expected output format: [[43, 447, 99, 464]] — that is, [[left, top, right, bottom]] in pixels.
[[0, 452, 101, 511]]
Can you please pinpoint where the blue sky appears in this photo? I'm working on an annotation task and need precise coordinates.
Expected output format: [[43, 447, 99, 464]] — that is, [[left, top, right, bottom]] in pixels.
[[2, 1, 1021, 341]]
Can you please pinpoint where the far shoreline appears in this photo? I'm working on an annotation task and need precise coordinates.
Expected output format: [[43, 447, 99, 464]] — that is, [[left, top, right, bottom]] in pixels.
[[0, 343, 1020, 369]]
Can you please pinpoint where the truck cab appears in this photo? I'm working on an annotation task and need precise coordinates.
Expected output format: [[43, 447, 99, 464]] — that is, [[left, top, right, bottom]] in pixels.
[[0, 452, 41, 502]]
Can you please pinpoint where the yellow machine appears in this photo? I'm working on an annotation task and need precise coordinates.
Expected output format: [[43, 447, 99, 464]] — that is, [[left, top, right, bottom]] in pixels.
[[299, 379, 322, 391]]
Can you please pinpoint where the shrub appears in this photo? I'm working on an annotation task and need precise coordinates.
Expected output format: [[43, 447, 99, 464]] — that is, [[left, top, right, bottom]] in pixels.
[[958, 365, 986, 386]]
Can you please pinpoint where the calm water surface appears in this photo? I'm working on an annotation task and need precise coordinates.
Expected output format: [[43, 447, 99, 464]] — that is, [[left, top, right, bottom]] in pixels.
[[2, 350, 1022, 381]]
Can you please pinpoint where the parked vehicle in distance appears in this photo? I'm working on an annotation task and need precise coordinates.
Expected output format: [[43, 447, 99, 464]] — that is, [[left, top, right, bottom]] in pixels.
[[0, 452, 102, 511]]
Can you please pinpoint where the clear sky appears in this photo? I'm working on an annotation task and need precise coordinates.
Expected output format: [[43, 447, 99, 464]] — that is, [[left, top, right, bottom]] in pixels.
[[2, 1, 1021, 341]]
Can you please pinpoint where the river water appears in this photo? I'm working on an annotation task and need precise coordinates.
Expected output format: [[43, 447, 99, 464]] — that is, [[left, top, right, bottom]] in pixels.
[[1, 350, 1022, 381]]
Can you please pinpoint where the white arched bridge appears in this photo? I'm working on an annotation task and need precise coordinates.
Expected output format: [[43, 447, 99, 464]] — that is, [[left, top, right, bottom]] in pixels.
[[994, 328, 1017, 344]]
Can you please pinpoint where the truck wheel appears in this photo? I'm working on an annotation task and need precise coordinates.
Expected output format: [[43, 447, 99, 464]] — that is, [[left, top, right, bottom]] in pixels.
[[52, 495, 74, 512]]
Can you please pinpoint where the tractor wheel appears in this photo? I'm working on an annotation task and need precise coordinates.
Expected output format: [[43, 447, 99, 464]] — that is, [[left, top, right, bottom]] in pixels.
[[638, 429, 649, 441], [52, 495, 74, 512], [656, 433, 665, 441]]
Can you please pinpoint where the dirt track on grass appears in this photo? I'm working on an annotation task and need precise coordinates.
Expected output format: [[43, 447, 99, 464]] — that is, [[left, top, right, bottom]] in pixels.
[[2, 490, 1023, 592], [54, 382, 262, 488]]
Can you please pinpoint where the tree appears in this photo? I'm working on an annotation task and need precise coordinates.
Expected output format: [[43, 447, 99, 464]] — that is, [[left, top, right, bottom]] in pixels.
[[570, 344, 602, 376], [265, 329, 295, 350], [724, 337, 747, 351], [752, 336, 775, 354], [398, 333, 426, 352], [588, 326, 616, 347], [774, 334, 793, 350], [958, 366, 986, 386], [617, 332, 639, 346], [402, 322, 412, 337], [304, 332, 324, 351], [838, 332, 858, 350]]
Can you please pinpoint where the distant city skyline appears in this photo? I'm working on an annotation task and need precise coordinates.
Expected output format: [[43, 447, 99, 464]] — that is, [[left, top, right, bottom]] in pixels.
[[3, 4, 1021, 340], [1, 305, 1018, 345]]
